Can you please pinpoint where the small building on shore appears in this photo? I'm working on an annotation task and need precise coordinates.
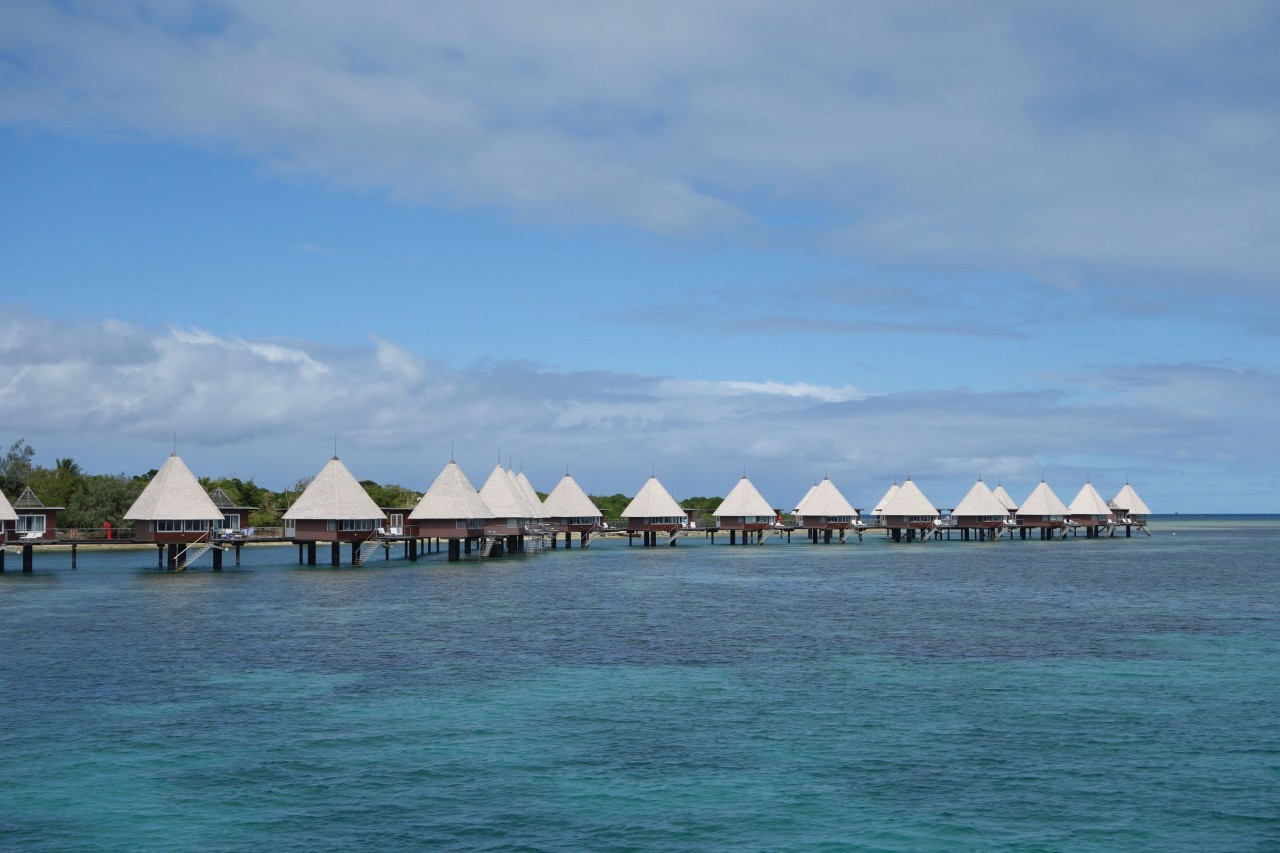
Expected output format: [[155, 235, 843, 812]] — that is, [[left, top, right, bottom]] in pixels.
[[283, 456, 387, 563], [409, 460, 492, 560], [793, 476, 860, 543], [125, 453, 226, 543], [1016, 480, 1069, 538], [541, 473, 602, 548], [208, 487, 256, 537], [10, 486, 61, 542], [1066, 481, 1115, 536], [621, 476, 687, 546], [949, 479, 1011, 540], [713, 476, 777, 543], [877, 479, 939, 541]]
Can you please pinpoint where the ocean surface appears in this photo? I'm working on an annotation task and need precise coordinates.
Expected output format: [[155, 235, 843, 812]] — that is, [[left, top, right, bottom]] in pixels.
[[2, 516, 1277, 852]]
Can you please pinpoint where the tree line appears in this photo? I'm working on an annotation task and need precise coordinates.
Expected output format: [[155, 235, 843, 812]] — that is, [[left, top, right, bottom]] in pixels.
[[1, 439, 723, 530]]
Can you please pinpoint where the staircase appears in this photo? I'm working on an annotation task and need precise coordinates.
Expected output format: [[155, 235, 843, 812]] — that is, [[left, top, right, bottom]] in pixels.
[[354, 537, 383, 566], [176, 535, 215, 569], [479, 536, 496, 558]]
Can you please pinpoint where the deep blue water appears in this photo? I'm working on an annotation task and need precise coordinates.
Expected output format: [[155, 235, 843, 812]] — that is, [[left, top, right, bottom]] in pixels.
[[2, 517, 1278, 851]]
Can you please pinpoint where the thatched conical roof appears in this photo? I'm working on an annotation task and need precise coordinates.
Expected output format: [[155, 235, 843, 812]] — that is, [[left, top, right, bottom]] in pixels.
[[125, 453, 224, 521], [621, 476, 685, 519], [283, 457, 386, 521], [714, 476, 774, 518], [542, 474, 601, 519], [952, 480, 1010, 519], [410, 460, 493, 521]]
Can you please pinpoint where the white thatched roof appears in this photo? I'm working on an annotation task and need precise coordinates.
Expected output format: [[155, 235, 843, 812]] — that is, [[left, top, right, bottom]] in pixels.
[[409, 460, 492, 521], [1067, 482, 1113, 516], [283, 457, 386, 521], [0, 488, 17, 522], [1111, 483, 1152, 515], [880, 479, 938, 518], [479, 465, 530, 519], [124, 453, 224, 521], [504, 469, 540, 519], [621, 476, 685, 519], [873, 483, 900, 515], [1018, 481, 1068, 516], [515, 471, 549, 520], [713, 476, 774, 518], [797, 477, 855, 517], [793, 483, 818, 514], [542, 474, 601, 519], [992, 484, 1019, 511], [952, 480, 1010, 519]]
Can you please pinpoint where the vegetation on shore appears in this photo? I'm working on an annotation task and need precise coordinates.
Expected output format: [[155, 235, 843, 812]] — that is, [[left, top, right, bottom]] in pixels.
[[2, 438, 724, 530]]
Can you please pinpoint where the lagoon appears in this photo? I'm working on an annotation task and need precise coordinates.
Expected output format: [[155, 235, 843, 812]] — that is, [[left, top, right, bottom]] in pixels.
[[2, 516, 1277, 851]]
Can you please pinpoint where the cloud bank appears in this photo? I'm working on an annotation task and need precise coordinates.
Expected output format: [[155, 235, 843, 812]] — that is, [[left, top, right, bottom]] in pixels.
[[2, 310, 1275, 510]]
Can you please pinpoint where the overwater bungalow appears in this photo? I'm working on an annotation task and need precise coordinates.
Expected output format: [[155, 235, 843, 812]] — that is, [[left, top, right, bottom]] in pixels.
[[621, 476, 687, 546], [1066, 481, 1115, 537], [1109, 483, 1152, 535], [793, 476, 860, 543], [1015, 480, 1069, 539], [713, 476, 778, 544], [541, 473, 602, 548], [513, 470, 551, 532], [124, 452, 228, 568], [992, 483, 1019, 514], [408, 460, 492, 561], [282, 456, 387, 566], [878, 479, 939, 542], [479, 464, 531, 556], [872, 482, 900, 526], [950, 479, 1011, 541]]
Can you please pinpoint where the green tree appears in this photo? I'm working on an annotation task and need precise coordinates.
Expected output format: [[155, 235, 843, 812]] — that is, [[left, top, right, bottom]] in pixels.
[[62, 473, 144, 532], [0, 438, 35, 495], [590, 493, 632, 523]]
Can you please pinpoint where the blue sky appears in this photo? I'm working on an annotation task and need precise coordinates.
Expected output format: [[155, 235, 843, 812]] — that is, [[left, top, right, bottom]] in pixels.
[[2, 1, 1278, 511]]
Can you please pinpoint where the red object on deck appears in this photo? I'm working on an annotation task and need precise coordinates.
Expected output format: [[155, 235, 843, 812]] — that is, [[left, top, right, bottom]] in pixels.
[[104, 521, 112, 541]]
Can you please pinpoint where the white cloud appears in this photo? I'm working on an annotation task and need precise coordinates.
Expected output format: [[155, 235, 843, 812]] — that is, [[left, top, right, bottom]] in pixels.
[[2, 0, 1277, 293], [1, 310, 1277, 510]]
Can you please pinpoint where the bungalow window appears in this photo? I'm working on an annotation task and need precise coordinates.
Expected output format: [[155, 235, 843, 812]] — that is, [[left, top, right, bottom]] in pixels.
[[16, 515, 45, 533], [339, 519, 375, 531], [455, 520, 467, 529]]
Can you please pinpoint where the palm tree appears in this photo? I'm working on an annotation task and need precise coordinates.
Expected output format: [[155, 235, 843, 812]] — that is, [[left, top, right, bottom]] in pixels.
[[55, 458, 84, 480]]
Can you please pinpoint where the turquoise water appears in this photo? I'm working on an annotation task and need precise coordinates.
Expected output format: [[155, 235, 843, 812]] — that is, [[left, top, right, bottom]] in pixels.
[[2, 517, 1277, 851]]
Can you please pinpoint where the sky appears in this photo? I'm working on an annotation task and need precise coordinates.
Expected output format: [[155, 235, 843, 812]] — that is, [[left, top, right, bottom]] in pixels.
[[2, 0, 1278, 511]]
